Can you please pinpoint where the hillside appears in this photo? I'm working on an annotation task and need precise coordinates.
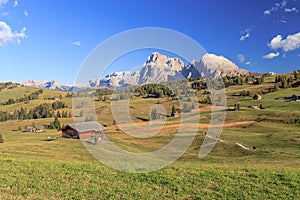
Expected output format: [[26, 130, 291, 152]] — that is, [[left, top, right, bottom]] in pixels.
[[0, 71, 300, 198]]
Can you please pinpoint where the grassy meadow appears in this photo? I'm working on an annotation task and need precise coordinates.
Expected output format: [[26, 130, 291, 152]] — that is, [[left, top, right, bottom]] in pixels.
[[0, 75, 300, 199]]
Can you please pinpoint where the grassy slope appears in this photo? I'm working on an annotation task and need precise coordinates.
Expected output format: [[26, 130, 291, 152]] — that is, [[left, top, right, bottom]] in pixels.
[[0, 75, 300, 199], [0, 127, 299, 199]]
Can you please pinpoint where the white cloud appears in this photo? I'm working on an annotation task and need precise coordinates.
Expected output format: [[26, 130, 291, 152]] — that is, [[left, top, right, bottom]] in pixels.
[[239, 27, 254, 41], [237, 54, 246, 63], [72, 41, 81, 46], [263, 52, 280, 59], [240, 32, 250, 41], [264, 0, 298, 16], [24, 10, 28, 17], [285, 7, 298, 13], [264, 10, 271, 15], [0, 21, 26, 46], [280, 19, 287, 23], [0, 0, 8, 7], [268, 32, 300, 52], [237, 54, 252, 65], [13, 0, 18, 7]]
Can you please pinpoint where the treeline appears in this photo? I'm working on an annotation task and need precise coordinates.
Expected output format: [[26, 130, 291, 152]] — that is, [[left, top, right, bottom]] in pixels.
[[0, 82, 20, 92], [135, 84, 174, 98], [0, 101, 70, 122], [257, 112, 300, 125], [190, 76, 265, 89], [274, 71, 300, 89], [0, 89, 43, 105]]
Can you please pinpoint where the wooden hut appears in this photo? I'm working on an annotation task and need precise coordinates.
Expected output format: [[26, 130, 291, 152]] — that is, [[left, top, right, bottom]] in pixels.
[[61, 121, 107, 139]]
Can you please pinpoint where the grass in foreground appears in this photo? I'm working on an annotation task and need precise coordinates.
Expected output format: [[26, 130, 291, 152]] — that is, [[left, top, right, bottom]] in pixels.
[[0, 159, 299, 199]]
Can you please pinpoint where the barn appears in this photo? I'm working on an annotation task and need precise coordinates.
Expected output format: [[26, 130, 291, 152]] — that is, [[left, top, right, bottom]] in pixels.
[[61, 121, 107, 139]]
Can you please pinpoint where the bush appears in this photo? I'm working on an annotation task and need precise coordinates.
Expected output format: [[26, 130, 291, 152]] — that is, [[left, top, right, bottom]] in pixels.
[[0, 134, 4, 143]]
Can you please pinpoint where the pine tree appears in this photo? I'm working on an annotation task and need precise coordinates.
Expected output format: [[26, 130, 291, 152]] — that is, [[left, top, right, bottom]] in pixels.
[[57, 111, 61, 118], [79, 110, 84, 117], [282, 79, 288, 89], [259, 104, 263, 109], [150, 108, 159, 120], [53, 117, 61, 130], [171, 105, 176, 117]]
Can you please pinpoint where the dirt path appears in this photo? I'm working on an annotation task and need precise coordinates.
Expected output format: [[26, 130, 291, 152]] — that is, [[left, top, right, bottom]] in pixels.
[[120, 121, 255, 128]]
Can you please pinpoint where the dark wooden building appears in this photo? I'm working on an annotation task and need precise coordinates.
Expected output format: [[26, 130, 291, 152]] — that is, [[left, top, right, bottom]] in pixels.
[[62, 121, 107, 139]]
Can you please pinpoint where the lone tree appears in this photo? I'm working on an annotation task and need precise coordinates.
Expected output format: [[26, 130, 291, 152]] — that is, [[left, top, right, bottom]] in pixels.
[[150, 108, 159, 120], [0, 134, 4, 143], [49, 116, 61, 130], [171, 105, 176, 117], [53, 116, 61, 130]]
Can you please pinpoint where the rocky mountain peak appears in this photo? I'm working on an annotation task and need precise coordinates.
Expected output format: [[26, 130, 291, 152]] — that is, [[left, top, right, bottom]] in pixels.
[[145, 52, 184, 71]]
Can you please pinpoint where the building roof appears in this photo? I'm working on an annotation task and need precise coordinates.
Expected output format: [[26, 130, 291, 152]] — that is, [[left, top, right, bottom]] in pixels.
[[66, 121, 107, 133]]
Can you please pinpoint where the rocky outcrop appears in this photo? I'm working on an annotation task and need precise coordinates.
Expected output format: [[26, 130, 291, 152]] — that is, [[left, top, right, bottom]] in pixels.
[[89, 71, 140, 87], [182, 54, 250, 78]]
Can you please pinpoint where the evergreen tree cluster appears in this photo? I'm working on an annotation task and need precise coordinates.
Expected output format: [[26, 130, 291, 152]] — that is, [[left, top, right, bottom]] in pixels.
[[182, 103, 195, 113], [191, 80, 208, 90], [0, 89, 43, 105], [95, 89, 111, 101], [0, 101, 70, 122], [150, 108, 159, 120], [49, 117, 61, 130], [0, 82, 19, 92], [240, 90, 250, 97], [274, 75, 294, 88], [135, 84, 174, 98]]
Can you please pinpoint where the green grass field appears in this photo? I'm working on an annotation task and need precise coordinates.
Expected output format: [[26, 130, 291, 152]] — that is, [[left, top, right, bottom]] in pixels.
[[0, 77, 300, 199]]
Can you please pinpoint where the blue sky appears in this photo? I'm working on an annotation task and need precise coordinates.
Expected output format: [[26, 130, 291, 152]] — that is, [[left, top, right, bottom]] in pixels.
[[0, 0, 299, 85]]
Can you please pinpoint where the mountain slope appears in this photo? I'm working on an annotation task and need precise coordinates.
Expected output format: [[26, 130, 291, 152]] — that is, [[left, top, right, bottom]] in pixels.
[[182, 54, 250, 78]]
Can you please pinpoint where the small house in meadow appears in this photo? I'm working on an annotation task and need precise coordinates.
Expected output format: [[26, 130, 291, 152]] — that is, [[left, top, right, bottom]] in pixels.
[[61, 121, 107, 139]]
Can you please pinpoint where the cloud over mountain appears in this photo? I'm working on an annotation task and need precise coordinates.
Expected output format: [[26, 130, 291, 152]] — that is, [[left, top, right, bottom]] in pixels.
[[268, 32, 300, 52], [0, 21, 26, 46]]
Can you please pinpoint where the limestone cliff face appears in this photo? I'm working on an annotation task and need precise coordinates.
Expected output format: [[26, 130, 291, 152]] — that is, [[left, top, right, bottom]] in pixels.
[[89, 52, 250, 87], [182, 54, 250, 78], [89, 71, 140, 87], [138, 52, 184, 85]]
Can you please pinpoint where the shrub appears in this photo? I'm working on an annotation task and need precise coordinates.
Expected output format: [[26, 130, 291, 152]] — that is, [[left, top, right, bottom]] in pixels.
[[0, 134, 4, 143]]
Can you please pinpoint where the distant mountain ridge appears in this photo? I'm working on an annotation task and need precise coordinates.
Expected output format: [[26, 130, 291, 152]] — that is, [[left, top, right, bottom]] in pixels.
[[23, 80, 84, 92], [90, 52, 250, 87], [24, 52, 250, 90]]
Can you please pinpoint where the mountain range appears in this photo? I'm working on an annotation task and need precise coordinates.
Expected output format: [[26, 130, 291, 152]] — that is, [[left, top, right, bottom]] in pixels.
[[22, 80, 84, 92], [89, 52, 249, 87], [24, 52, 250, 91]]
